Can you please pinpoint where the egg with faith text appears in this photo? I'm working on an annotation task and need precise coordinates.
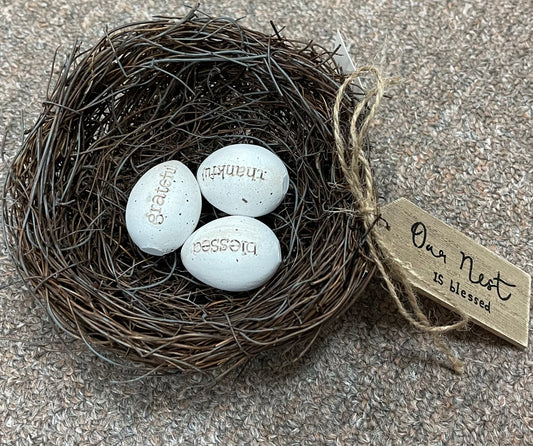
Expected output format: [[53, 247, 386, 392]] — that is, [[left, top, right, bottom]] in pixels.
[[181, 216, 282, 292], [197, 144, 290, 217], [126, 160, 202, 256]]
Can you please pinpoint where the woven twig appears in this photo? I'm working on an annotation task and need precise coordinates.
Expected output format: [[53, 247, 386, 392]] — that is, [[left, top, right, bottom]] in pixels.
[[2, 8, 375, 375]]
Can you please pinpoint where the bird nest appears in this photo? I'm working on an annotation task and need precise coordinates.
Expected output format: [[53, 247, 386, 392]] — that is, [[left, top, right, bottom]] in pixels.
[[2, 9, 377, 376]]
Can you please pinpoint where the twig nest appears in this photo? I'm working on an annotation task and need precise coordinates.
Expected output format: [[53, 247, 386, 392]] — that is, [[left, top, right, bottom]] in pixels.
[[2, 9, 375, 375]]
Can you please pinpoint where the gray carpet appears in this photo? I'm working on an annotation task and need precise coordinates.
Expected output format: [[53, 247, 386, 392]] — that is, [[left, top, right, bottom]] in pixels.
[[1, 0, 532, 445]]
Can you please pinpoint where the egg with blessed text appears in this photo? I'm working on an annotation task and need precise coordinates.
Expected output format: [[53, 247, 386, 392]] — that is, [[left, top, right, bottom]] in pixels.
[[180, 216, 282, 292], [197, 144, 290, 217], [125, 160, 202, 256]]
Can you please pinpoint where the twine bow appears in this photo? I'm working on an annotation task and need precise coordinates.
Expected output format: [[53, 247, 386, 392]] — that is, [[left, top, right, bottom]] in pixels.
[[333, 66, 469, 373]]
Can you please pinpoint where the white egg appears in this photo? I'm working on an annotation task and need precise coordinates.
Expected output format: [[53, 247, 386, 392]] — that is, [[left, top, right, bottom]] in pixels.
[[180, 216, 282, 292], [125, 160, 202, 256], [196, 144, 290, 217]]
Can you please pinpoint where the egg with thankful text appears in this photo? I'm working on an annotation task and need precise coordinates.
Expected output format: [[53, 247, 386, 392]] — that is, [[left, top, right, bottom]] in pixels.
[[197, 144, 290, 217], [125, 160, 202, 256], [181, 216, 282, 292]]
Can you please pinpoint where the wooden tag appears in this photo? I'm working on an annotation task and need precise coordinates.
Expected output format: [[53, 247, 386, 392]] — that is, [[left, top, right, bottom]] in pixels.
[[379, 198, 531, 347]]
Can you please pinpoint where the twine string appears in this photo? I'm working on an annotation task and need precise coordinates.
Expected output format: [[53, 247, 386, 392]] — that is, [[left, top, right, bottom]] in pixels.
[[334, 66, 470, 373]]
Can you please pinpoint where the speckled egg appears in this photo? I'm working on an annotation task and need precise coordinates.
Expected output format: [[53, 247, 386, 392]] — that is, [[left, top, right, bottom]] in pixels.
[[125, 160, 202, 256], [196, 144, 290, 217], [180, 215, 282, 292]]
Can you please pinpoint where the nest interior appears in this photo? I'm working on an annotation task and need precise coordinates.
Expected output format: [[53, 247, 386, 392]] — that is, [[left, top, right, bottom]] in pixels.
[[2, 10, 375, 375]]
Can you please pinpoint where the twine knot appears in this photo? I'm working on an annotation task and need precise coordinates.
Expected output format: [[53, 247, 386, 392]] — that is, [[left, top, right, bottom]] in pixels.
[[334, 66, 469, 374]]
